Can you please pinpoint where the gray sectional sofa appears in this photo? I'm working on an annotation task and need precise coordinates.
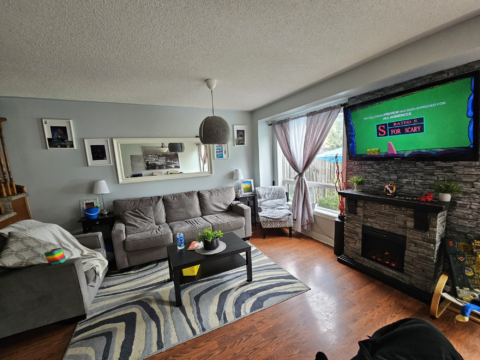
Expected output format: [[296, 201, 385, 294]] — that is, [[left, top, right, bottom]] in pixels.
[[0, 232, 108, 339], [112, 186, 252, 270]]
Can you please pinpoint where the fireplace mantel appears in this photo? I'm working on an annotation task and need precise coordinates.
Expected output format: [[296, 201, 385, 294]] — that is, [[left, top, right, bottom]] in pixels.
[[338, 190, 456, 213]]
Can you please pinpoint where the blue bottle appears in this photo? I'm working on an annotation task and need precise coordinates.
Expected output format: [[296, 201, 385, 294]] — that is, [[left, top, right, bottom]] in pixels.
[[177, 232, 185, 250]]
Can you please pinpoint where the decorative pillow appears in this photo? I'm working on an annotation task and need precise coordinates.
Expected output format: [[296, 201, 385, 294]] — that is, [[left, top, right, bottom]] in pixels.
[[119, 206, 158, 236], [0, 232, 56, 268]]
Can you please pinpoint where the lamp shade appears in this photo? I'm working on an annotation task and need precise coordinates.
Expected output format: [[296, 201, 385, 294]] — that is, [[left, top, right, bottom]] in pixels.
[[93, 180, 110, 194], [168, 143, 185, 153], [199, 116, 231, 144], [233, 169, 244, 180]]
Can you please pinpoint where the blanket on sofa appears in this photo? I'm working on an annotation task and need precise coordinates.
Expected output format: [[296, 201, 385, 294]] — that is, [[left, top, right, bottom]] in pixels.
[[0, 220, 108, 275]]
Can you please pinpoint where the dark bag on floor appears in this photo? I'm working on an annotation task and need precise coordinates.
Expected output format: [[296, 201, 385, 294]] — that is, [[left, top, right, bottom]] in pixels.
[[352, 318, 463, 360], [316, 318, 463, 360]]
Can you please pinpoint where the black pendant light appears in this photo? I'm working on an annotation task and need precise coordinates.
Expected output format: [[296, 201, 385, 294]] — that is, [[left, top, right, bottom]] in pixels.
[[199, 79, 231, 144]]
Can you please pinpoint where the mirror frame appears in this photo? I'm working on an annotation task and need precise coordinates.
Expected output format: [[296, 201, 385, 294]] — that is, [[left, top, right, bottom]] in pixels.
[[112, 137, 213, 184]]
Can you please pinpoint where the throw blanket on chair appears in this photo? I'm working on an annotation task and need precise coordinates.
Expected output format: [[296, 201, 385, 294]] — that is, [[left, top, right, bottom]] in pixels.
[[257, 186, 292, 221], [0, 220, 108, 275]]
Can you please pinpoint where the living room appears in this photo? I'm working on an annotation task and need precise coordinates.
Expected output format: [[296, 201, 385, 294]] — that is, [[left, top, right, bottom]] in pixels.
[[1, 1, 480, 359]]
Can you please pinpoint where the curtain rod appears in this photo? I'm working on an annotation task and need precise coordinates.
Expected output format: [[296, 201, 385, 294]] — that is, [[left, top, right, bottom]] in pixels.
[[268, 102, 347, 126]]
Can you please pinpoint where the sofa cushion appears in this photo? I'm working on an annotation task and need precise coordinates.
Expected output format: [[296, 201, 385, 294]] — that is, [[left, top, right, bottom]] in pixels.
[[125, 224, 173, 252], [113, 196, 166, 225], [163, 191, 202, 223], [198, 186, 235, 216], [119, 206, 158, 236], [168, 217, 211, 241], [203, 211, 245, 233], [0, 232, 56, 268]]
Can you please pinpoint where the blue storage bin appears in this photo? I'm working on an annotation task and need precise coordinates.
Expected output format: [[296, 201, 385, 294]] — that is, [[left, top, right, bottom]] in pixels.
[[83, 207, 100, 219]]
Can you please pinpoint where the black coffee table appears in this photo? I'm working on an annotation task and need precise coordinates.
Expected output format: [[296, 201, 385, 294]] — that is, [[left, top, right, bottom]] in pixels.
[[166, 232, 252, 307]]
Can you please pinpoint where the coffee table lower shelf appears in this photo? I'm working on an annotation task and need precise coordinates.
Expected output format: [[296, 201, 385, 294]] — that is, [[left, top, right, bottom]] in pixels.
[[179, 254, 246, 285]]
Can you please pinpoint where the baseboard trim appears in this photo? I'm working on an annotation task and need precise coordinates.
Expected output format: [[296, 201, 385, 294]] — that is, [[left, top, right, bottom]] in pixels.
[[337, 254, 432, 305], [301, 229, 334, 247]]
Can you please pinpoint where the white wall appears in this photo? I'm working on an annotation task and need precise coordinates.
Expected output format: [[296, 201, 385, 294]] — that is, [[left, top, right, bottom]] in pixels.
[[251, 14, 480, 243], [0, 97, 252, 231]]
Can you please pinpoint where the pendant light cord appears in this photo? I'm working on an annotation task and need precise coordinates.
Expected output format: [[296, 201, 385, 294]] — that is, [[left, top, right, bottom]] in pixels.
[[211, 89, 215, 116]]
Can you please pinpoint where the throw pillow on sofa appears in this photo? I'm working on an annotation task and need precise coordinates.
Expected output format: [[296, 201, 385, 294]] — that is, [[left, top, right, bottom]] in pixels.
[[0, 232, 56, 268], [119, 206, 157, 235]]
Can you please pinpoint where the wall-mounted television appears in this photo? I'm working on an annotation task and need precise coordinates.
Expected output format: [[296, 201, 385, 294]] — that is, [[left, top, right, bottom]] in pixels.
[[344, 71, 479, 161]]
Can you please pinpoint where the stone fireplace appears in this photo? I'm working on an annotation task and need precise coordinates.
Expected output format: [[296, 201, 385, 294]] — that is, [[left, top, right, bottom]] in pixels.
[[338, 190, 454, 302]]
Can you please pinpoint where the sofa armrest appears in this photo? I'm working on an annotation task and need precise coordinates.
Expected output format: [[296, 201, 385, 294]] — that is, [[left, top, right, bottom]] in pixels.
[[112, 220, 126, 244], [0, 259, 88, 339], [75, 232, 105, 250], [112, 220, 129, 269], [232, 203, 252, 237]]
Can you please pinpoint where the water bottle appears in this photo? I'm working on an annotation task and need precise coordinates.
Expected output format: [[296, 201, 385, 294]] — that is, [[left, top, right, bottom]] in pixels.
[[177, 232, 185, 250]]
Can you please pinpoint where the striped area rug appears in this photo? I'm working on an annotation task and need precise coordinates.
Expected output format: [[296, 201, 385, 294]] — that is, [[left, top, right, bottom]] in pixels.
[[63, 243, 310, 360]]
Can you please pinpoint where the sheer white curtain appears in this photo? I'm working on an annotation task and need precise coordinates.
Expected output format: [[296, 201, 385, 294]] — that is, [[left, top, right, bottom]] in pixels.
[[273, 105, 342, 232], [197, 144, 208, 172]]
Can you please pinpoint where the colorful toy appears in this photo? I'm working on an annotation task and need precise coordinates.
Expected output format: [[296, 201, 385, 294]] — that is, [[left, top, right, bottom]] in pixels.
[[456, 294, 480, 322], [384, 182, 396, 196], [45, 248, 67, 265]]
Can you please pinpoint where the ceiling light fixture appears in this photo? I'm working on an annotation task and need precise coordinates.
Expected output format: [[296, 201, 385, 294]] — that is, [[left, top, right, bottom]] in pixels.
[[199, 79, 230, 144], [158, 143, 169, 153]]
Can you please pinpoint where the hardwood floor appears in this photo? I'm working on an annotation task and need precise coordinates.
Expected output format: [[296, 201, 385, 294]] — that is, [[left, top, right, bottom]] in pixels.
[[1, 227, 479, 359]]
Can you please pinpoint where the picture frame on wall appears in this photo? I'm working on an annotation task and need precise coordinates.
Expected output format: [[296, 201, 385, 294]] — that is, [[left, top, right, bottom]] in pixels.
[[42, 119, 76, 149], [213, 144, 229, 159], [241, 179, 254, 194], [84, 139, 113, 166], [233, 125, 248, 146]]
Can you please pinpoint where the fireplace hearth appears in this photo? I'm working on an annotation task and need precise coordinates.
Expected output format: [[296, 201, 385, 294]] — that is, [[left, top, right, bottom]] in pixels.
[[362, 226, 406, 273]]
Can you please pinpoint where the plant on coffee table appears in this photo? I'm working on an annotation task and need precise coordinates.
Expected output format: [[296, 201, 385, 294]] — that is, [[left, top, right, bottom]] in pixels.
[[197, 229, 223, 251]]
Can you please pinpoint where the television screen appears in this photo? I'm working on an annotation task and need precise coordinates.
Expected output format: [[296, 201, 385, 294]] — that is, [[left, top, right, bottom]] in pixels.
[[344, 72, 479, 161]]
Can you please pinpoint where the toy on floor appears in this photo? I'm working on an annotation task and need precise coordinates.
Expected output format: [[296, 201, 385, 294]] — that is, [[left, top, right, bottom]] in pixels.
[[456, 294, 480, 322]]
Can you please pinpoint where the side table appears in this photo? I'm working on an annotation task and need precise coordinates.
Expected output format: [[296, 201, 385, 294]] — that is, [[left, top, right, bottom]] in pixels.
[[235, 194, 257, 226], [77, 212, 116, 235]]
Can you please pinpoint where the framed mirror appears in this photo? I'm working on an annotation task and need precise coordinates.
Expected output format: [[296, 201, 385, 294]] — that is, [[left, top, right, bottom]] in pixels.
[[112, 138, 212, 184]]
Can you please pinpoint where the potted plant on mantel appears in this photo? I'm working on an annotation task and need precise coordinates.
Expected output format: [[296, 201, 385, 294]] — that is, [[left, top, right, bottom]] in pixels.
[[348, 176, 366, 192], [433, 181, 462, 202], [197, 229, 224, 250]]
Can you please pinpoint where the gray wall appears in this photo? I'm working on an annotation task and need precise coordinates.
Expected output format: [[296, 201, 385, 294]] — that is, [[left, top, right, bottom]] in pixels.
[[252, 15, 480, 187], [0, 97, 252, 232]]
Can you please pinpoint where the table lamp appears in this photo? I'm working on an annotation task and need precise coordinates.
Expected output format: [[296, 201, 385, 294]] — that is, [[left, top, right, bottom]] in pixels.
[[233, 169, 244, 196], [93, 180, 110, 215]]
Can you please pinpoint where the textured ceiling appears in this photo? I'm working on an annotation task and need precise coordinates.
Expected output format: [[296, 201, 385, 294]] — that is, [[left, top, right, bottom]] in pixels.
[[1, 1, 480, 110]]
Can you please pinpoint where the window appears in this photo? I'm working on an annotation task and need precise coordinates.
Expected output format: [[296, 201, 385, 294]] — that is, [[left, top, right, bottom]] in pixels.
[[278, 111, 343, 212]]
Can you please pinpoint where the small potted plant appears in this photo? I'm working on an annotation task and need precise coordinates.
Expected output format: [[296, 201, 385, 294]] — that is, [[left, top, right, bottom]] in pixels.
[[433, 181, 462, 202], [348, 176, 366, 191], [197, 228, 223, 250]]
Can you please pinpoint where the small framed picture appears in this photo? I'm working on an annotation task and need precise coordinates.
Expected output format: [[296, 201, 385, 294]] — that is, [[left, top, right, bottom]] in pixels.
[[233, 125, 247, 146], [241, 179, 254, 194], [84, 139, 113, 166], [42, 119, 76, 149], [80, 198, 98, 216], [84, 201, 96, 210], [213, 144, 229, 159]]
